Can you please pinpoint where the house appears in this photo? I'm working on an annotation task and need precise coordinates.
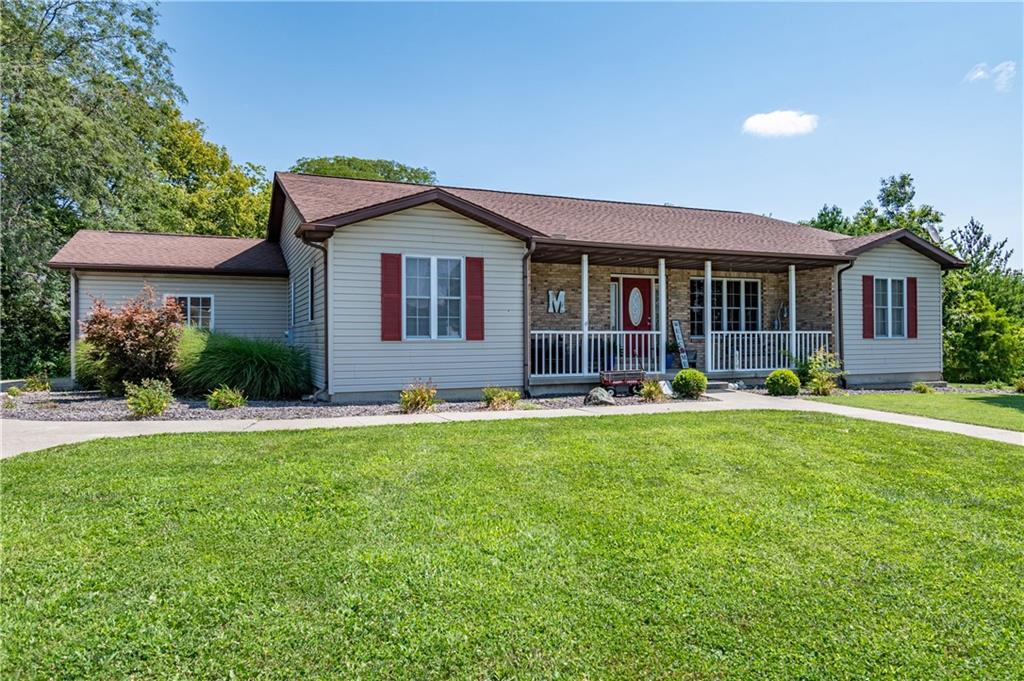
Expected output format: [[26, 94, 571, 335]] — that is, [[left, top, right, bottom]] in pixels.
[[48, 172, 965, 402]]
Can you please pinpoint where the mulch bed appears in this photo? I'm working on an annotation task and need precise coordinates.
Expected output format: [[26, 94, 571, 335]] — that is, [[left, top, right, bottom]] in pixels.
[[3, 390, 652, 422]]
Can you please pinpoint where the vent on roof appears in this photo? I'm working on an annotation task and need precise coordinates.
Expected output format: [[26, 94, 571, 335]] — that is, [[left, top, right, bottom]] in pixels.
[[551, 233, 567, 240]]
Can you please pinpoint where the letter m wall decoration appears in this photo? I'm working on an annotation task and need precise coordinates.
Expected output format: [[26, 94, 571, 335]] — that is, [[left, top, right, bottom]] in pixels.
[[547, 289, 566, 314]]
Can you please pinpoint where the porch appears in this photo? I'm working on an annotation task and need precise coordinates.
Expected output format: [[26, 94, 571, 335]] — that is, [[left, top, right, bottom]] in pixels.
[[527, 250, 836, 382]]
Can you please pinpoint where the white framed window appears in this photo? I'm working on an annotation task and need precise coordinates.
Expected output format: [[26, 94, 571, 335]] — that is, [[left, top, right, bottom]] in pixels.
[[688, 278, 761, 337], [307, 265, 316, 322], [403, 255, 464, 340], [873, 277, 906, 339], [165, 295, 214, 330]]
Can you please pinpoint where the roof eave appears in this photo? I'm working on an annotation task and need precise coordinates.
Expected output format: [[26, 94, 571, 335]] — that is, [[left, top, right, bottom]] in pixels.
[[46, 262, 289, 278]]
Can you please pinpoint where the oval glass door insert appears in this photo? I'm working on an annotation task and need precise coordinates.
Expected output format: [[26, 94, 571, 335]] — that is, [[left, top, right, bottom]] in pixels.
[[628, 287, 644, 326]]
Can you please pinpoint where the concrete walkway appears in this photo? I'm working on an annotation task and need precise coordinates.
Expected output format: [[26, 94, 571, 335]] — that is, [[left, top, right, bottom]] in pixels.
[[2, 391, 1021, 458]]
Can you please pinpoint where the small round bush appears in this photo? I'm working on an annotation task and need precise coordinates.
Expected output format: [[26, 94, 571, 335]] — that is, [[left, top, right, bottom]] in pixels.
[[482, 386, 520, 410], [765, 369, 800, 396], [124, 378, 174, 417], [206, 385, 247, 410], [672, 369, 707, 399], [6, 386, 22, 398], [400, 382, 437, 413], [1014, 376, 1024, 394]]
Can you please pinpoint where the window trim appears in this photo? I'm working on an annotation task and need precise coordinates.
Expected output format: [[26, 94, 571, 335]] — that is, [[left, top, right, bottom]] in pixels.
[[164, 294, 215, 331], [688, 277, 761, 338], [873, 276, 907, 339], [401, 254, 466, 341], [307, 265, 316, 322]]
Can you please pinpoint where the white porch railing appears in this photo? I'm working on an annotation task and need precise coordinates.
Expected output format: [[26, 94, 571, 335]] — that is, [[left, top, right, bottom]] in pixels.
[[530, 330, 662, 378], [708, 330, 830, 373]]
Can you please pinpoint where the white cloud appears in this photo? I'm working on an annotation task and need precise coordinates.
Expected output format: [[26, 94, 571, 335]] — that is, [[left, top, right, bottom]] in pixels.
[[742, 110, 819, 137], [963, 61, 1016, 92], [993, 61, 1017, 93], [963, 62, 990, 82]]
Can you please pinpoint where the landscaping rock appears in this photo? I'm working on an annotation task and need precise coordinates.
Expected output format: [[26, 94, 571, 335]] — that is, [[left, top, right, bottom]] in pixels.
[[584, 387, 616, 406]]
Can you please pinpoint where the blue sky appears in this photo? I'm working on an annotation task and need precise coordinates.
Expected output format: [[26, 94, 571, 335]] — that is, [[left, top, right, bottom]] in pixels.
[[158, 2, 1023, 265]]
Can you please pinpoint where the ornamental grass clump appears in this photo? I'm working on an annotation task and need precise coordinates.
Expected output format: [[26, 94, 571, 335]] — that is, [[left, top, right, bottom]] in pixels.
[[672, 369, 707, 399], [766, 369, 800, 396], [638, 379, 665, 403], [206, 385, 247, 410], [175, 329, 311, 400], [22, 374, 50, 393], [400, 382, 437, 413], [81, 286, 183, 394], [482, 386, 520, 410], [1015, 377, 1024, 394], [912, 381, 936, 394], [124, 378, 174, 418], [74, 341, 103, 390]]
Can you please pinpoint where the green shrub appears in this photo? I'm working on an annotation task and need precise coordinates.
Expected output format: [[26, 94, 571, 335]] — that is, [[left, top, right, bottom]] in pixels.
[[944, 290, 1024, 383], [206, 385, 247, 410], [175, 329, 311, 400], [74, 341, 103, 390], [1015, 377, 1024, 394], [804, 349, 846, 397], [482, 386, 520, 410], [638, 379, 665, 403], [124, 378, 174, 417], [400, 382, 437, 413], [766, 369, 800, 396], [2, 395, 14, 409], [911, 381, 935, 394], [81, 286, 183, 393], [23, 374, 50, 393], [672, 369, 707, 399], [6, 386, 22, 397]]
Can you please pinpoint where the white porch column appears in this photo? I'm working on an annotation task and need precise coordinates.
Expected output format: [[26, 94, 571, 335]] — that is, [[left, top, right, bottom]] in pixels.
[[658, 258, 667, 375], [788, 264, 797, 365], [581, 254, 589, 374], [704, 260, 712, 372]]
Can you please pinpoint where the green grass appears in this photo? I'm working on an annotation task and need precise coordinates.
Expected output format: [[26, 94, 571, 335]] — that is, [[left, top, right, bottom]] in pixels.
[[3, 412, 1023, 679], [814, 391, 1024, 432]]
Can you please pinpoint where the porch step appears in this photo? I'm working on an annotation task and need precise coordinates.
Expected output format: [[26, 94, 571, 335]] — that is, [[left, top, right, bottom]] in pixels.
[[706, 380, 732, 393]]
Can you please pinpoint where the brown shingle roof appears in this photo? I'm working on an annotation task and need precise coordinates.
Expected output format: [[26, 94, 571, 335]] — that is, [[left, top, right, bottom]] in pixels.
[[48, 231, 288, 276], [276, 172, 853, 260]]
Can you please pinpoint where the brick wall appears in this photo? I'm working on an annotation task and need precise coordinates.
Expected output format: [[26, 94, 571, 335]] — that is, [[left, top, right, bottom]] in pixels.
[[530, 261, 835, 369]]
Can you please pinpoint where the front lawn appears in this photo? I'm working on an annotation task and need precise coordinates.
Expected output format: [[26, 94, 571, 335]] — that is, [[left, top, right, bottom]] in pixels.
[[4, 413, 1023, 678], [814, 391, 1024, 431]]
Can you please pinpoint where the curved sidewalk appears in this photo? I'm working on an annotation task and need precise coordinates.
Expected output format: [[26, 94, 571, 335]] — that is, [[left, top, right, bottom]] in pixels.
[[2, 391, 1021, 458]]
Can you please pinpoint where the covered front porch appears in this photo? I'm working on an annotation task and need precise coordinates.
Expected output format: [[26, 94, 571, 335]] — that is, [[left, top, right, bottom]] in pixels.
[[526, 242, 838, 383]]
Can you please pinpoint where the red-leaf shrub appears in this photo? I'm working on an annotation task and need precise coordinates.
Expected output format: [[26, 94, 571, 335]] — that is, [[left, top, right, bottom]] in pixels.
[[81, 286, 184, 393]]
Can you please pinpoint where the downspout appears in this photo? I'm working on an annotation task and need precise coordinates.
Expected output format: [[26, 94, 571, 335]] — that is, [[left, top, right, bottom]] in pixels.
[[70, 269, 78, 384], [835, 260, 855, 387], [522, 238, 536, 396], [302, 238, 330, 401]]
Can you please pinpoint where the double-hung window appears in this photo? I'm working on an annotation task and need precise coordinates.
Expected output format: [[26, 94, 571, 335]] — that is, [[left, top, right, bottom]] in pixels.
[[404, 256, 463, 339], [307, 265, 316, 322], [166, 295, 213, 330], [689, 278, 761, 337], [873, 277, 906, 338]]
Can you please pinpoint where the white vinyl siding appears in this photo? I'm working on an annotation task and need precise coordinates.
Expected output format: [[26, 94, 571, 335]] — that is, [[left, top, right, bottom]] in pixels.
[[76, 272, 287, 341], [841, 242, 943, 377], [279, 199, 326, 389], [329, 204, 525, 395]]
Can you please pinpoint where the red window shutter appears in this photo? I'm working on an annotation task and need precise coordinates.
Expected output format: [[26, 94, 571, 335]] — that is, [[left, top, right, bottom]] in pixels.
[[907, 277, 918, 338], [862, 275, 874, 339], [466, 257, 484, 341], [381, 253, 402, 341]]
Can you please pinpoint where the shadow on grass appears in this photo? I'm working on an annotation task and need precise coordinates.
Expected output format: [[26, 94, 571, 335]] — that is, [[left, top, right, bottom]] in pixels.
[[968, 393, 1024, 414]]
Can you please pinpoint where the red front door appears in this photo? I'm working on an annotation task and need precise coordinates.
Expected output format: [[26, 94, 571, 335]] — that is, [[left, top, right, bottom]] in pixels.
[[621, 278, 653, 331]]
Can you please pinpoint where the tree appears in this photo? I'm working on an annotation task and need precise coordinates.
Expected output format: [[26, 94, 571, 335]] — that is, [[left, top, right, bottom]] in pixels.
[[801, 174, 943, 241], [1, 0, 181, 377], [290, 156, 437, 184], [151, 112, 271, 238], [946, 217, 1024, 324], [942, 288, 1024, 383]]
